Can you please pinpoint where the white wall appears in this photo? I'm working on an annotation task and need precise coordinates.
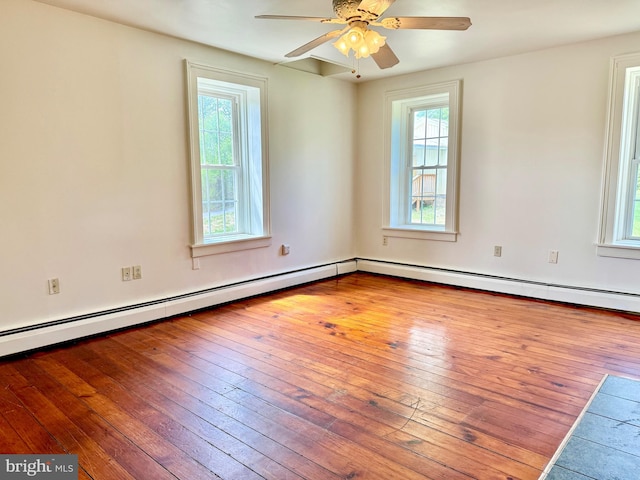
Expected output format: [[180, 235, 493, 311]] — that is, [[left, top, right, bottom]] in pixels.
[[356, 31, 640, 298], [3, 0, 640, 347], [0, 0, 356, 333]]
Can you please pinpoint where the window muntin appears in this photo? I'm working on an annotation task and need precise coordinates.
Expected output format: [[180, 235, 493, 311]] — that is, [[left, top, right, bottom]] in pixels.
[[384, 80, 461, 242], [598, 55, 640, 258], [186, 62, 270, 257]]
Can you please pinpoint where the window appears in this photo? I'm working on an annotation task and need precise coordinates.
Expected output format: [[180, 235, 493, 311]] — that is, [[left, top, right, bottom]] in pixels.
[[384, 80, 461, 241], [185, 61, 270, 257], [598, 53, 640, 259]]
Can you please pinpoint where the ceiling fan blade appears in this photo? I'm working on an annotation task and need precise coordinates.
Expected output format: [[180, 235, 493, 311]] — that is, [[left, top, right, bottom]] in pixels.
[[357, 0, 396, 19], [372, 43, 399, 69], [285, 29, 346, 58], [377, 16, 471, 30], [255, 15, 346, 25]]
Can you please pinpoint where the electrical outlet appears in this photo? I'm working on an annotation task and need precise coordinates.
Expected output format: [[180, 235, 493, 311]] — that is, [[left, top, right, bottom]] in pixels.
[[383, 236, 388, 246], [48, 278, 60, 295], [548, 250, 559, 264], [132, 265, 142, 280], [281, 244, 290, 255], [493, 245, 502, 257], [122, 266, 132, 281]]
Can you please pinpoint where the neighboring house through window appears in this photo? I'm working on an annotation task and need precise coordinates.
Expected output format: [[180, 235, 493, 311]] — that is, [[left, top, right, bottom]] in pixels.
[[185, 61, 271, 257], [384, 80, 461, 241], [598, 53, 640, 259]]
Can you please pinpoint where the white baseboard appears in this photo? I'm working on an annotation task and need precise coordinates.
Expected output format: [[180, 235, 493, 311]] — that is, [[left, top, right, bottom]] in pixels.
[[0, 261, 356, 358], [356, 259, 640, 313], [0, 304, 167, 359], [337, 260, 358, 275], [164, 263, 344, 317], [2, 257, 637, 358]]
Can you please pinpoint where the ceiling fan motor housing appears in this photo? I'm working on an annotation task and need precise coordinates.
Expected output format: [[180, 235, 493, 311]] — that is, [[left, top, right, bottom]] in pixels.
[[333, 0, 367, 21]]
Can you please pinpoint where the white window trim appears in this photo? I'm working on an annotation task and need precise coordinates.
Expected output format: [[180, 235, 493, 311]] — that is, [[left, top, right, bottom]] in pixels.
[[597, 53, 640, 259], [185, 61, 271, 257], [383, 80, 461, 242], [191, 235, 272, 258]]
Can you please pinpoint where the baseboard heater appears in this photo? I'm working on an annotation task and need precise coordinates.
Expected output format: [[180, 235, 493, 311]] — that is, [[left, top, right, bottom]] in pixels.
[[2, 258, 639, 358], [0, 261, 357, 358], [356, 258, 640, 314]]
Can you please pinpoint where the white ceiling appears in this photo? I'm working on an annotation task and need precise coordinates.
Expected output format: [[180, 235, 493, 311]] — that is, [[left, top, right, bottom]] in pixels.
[[34, 0, 640, 82]]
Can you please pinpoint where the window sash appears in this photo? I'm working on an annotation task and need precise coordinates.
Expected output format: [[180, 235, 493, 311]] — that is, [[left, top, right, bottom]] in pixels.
[[407, 105, 449, 227], [197, 90, 247, 241], [201, 165, 240, 238], [622, 78, 640, 240]]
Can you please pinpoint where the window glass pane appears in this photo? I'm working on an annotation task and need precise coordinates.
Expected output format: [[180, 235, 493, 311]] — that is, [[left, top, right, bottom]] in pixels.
[[425, 138, 439, 166], [439, 138, 448, 166], [201, 168, 238, 236], [440, 107, 449, 137], [413, 110, 426, 139], [206, 169, 224, 202], [438, 137, 449, 166], [411, 170, 435, 224], [208, 208, 236, 235], [412, 139, 426, 166], [434, 169, 447, 226], [201, 131, 217, 165], [411, 195, 433, 224], [199, 96, 219, 132], [201, 169, 211, 236], [223, 169, 236, 202], [426, 109, 441, 138], [219, 131, 234, 166], [218, 98, 233, 133]]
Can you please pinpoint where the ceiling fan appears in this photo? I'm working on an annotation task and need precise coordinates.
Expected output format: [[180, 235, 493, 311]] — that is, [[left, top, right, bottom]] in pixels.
[[256, 0, 471, 70]]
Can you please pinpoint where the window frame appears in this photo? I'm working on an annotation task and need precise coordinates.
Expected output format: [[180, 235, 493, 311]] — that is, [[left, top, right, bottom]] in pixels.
[[383, 80, 462, 242], [185, 61, 271, 257], [598, 53, 640, 259]]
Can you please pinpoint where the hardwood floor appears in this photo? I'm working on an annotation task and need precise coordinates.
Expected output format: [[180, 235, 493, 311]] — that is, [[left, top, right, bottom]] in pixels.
[[1, 272, 640, 479]]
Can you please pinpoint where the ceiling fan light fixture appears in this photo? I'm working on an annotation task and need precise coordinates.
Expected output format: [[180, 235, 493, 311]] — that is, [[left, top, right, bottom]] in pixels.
[[333, 37, 350, 55], [347, 27, 364, 45], [365, 29, 386, 54], [333, 25, 386, 59], [356, 43, 369, 59]]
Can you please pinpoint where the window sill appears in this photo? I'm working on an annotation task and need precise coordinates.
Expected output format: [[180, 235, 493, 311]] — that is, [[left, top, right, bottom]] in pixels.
[[383, 227, 458, 242], [191, 235, 272, 257], [596, 243, 640, 260]]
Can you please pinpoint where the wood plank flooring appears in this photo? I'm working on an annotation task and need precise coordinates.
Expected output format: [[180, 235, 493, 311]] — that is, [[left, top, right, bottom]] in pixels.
[[1, 272, 640, 479]]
